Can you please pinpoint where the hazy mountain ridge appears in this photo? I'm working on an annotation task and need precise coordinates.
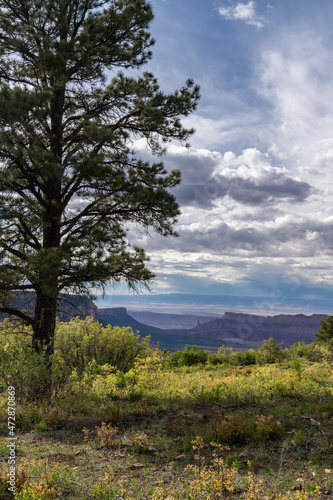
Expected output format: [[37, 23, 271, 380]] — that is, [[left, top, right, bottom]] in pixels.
[[97, 307, 329, 351], [1, 295, 328, 351], [166, 312, 328, 347]]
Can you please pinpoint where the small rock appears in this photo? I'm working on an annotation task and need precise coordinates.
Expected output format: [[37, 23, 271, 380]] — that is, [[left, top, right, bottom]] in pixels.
[[130, 463, 144, 469], [309, 418, 320, 427], [295, 481, 303, 490], [325, 469, 331, 474]]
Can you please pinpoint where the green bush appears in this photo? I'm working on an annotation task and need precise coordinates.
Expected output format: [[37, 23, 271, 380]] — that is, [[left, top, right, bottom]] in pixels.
[[313, 316, 333, 352], [209, 348, 256, 367], [208, 345, 233, 365], [54, 316, 150, 376], [288, 341, 312, 359], [0, 320, 52, 401], [256, 337, 285, 365], [208, 353, 224, 365], [308, 343, 333, 362], [0, 317, 151, 401], [216, 414, 251, 444], [231, 349, 257, 366], [172, 345, 209, 367]]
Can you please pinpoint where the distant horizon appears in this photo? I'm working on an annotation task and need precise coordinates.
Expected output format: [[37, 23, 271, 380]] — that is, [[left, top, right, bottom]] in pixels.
[[94, 292, 332, 317]]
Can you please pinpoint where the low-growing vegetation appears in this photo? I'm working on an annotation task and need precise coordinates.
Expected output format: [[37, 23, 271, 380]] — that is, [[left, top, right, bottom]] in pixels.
[[0, 316, 333, 499]]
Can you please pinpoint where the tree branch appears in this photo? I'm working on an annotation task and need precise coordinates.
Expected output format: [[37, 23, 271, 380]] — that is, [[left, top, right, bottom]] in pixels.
[[0, 306, 34, 325]]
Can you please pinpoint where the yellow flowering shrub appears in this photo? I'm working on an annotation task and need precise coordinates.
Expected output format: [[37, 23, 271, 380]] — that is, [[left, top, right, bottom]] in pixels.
[[83, 422, 118, 447], [255, 415, 280, 440], [217, 414, 250, 444], [122, 428, 151, 452], [14, 481, 60, 500], [245, 469, 264, 500]]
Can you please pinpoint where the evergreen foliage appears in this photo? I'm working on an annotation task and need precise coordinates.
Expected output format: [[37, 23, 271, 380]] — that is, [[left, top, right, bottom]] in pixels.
[[314, 315, 333, 345], [0, 0, 200, 359], [256, 337, 285, 365]]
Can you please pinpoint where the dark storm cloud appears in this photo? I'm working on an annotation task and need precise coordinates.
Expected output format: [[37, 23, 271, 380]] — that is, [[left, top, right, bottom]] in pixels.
[[225, 175, 312, 205], [171, 170, 312, 208], [136, 217, 333, 257], [163, 147, 312, 208], [137, 220, 269, 254]]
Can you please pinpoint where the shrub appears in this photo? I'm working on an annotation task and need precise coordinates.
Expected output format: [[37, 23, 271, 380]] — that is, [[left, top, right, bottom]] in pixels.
[[308, 343, 333, 362], [289, 341, 333, 362], [13, 481, 60, 499], [96, 422, 119, 448], [217, 415, 250, 444], [0, 317, 151, 401], [0, 344, 52, 402], [0, 462, 27, 499], [231, 349, 257, 366], [209, 348, 257, 367], [208, 345, 233, 366], [0, 320, 51, 400], [173, 345, 209, 367], [54, 316, 150, 376], [122, 428, 151, 453], [255, 414, 280, 440], [256, 338, 285, 365], [83, 422, 118, 448], [289, 342, 312, 359], [126, 348, 166, 390]]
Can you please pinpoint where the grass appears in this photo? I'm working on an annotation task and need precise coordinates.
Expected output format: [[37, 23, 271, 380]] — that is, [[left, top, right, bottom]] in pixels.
[[0, 318, 332, 498], [0, 359, 332, 499]]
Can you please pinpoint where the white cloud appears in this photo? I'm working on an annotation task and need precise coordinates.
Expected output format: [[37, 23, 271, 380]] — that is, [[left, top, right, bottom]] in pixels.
[[256, 32, 333, 219], [218, 2, 265, 29], [128, 13, 333, 300]]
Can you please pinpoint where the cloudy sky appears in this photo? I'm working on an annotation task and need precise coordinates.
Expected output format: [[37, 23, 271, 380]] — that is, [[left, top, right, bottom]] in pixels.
[[105, 0, 333, 314]]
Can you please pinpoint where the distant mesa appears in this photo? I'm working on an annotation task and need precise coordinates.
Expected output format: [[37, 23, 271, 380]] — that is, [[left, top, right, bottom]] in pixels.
[[99, 307, 127, 316], [98, 308, 329, 351], [1, 296, 329, 351], [98, 307, 166, 338], [165, 311, 329, 347]]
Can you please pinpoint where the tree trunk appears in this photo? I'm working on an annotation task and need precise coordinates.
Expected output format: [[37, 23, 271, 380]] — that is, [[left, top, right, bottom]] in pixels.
[[32, 292, 58, 357], [31, 204, 61, 398], [31, 292, 58, 399]]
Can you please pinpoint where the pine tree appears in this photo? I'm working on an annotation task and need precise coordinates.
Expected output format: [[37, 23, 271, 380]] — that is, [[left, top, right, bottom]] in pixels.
[[0, 0, 200, 362], [314, 316, 333, 344]]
